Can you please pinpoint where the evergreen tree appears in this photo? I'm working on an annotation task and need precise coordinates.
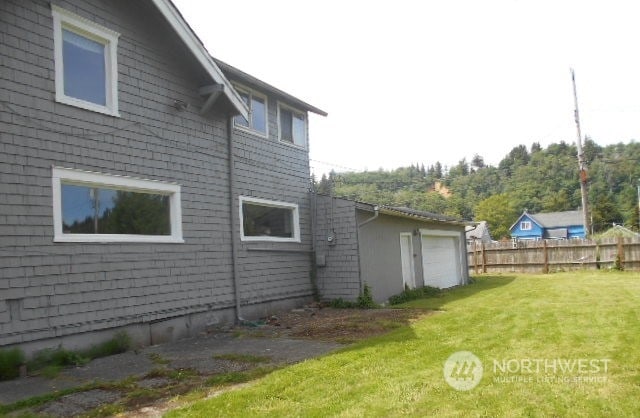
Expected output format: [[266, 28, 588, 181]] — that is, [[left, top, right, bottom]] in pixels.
[[471, 154, 485, 170], [434, 161, 443, 179]]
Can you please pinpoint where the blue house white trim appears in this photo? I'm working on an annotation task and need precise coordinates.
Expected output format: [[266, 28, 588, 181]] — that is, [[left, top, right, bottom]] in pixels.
[[510, 210, 586, 240]]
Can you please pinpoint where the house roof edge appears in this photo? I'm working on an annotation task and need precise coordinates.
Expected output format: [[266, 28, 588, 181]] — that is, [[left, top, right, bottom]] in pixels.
[[214, 58, 328, 117], [152, 0, 249, 119]]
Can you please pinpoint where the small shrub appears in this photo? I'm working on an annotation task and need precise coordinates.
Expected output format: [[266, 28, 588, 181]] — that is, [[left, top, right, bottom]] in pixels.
[[0, 348, 25, 381], [613, 254, 624, 271], [356, 284, 377, 308], [388, 286, 441, 305]]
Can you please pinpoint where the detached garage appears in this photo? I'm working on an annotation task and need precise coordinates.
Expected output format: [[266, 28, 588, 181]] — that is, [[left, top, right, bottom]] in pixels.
[[314, 197, 471, 303]]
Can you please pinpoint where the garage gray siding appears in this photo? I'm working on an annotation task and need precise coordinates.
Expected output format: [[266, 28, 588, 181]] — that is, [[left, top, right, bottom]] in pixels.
[[357, 212, 468, 302], [356, 213, 423, 302], [312, 196, 361, 301], [0, 0, 313, 347]]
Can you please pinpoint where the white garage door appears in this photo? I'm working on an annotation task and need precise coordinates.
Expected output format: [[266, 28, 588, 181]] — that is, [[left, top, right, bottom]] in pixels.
[[421, 234, 461, 288]]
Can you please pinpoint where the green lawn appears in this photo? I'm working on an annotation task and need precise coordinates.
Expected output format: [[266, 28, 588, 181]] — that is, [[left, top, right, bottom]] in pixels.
[[167, 271, 640, 417]]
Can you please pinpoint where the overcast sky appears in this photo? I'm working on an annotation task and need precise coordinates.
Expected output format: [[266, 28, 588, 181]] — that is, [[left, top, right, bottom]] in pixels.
[[172, 0, 640, 175]]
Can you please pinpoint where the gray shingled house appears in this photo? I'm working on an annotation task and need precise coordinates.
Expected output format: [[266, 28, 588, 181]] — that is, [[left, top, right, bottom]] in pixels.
[[466, 221, 492, 244], [314, 196, 471, 303], [0, 0, 327, 354]]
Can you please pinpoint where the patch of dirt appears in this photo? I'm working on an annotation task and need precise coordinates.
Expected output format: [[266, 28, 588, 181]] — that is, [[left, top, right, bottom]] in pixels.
[[240, 306, 432, 342], [20, 307, 433, 418], [121, 307, 433, 417]]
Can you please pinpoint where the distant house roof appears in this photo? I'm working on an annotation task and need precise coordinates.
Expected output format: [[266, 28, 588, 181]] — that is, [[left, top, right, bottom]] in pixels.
[[528, 210, 583, 228], [510, 210, 583, 231], [466, 221, 492, 242], [546, 228, 569, 239], [599, 224, 640, 238]]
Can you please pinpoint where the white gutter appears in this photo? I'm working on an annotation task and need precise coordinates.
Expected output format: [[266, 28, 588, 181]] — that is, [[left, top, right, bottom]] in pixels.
[[358, 206, 379, 228]]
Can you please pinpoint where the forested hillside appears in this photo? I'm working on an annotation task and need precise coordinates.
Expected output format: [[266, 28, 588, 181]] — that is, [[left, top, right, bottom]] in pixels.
[[315, 140, 640, 239]]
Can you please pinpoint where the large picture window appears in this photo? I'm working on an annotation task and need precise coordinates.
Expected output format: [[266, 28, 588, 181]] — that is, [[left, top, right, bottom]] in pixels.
[[233, 85, 267, 136], [52, 6, 120, 116], [239, 196, 300, 242], [52, 167, 183, 243], [278, 103, 306, 148]]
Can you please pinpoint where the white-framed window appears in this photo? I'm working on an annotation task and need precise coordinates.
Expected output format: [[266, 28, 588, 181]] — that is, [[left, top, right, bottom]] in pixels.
[[52, 5, 120, 116], [239, 196, 300, 242], [278, 102, 307, 148], [233, 84, 267, 136], [520, 221, 532, 231], [52, 167, 183, 243]]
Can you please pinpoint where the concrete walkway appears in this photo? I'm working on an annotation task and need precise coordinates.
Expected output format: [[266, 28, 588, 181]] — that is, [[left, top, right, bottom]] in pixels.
[[0, 331, 342, 417]]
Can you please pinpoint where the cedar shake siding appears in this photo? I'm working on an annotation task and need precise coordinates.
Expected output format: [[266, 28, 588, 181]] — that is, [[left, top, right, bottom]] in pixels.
[[0, 0, 316, 351]]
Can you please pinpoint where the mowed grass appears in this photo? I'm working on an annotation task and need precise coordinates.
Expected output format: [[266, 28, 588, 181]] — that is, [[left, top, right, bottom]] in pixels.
[[167, 271, 640, 417]]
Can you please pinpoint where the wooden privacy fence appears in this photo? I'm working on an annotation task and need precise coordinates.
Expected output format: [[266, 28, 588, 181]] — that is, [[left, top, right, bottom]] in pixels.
[[467, 237, 640, 274]]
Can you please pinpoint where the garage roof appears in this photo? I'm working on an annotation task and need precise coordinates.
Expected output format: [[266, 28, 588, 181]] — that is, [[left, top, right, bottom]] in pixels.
[[355, 201, 473, 227]]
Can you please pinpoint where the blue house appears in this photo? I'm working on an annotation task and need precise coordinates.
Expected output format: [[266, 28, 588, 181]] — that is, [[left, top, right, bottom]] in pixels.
[[510, 210, 586, 240]]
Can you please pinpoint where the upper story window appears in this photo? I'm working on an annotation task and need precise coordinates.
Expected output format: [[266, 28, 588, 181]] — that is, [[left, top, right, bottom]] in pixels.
[[233, 85, 267, 136], [239, 196, 300, 242], [278, 103, 307, 148], [520, 221, 532, 231], [52, 6, 120, 116], [52, 167, 183, 243]]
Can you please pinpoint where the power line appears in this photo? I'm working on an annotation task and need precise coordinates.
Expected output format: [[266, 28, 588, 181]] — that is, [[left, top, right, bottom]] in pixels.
[[309, 158, 359, 173]]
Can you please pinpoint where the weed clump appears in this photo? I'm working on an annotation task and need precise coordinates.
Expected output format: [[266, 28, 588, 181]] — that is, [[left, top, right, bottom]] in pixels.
[[356, 284, 376, 308], [329, 284, 378, 309], [388, 285, 441, 305], [14, 331, 133, 379], [27, 331, 131, 377], [0, 348, 25, 381]]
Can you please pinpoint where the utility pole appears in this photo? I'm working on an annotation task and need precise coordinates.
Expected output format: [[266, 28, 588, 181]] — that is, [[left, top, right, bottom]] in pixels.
[[571, 69, 590, 237]]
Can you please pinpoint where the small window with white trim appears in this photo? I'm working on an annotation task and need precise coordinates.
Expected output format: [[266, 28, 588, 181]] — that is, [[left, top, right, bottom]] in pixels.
[[520, 221, 532, 231], [240, 196, 300, 242], [52, 6, 120, 116], [233, 85, 267, 136], [52, 167, 183, 243], [278, 103, 307, 148]]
